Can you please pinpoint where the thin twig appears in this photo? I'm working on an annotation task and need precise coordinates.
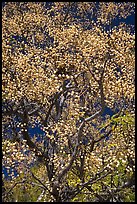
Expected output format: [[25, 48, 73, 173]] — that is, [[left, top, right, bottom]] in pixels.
[[2, 180, 26, 199], [31, 171, 52, 195]]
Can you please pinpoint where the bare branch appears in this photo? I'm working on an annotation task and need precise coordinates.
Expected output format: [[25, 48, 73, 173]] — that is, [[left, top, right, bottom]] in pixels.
[[2, 180, 26, 199], [79, 169, 111, 188], [29, 182, 48, 190], [94, 123, 117, 143], [85, 110, 101, 122], [37, 189, 46, 202], [58, 120, 85, 182], [31, 172, 52, 195]]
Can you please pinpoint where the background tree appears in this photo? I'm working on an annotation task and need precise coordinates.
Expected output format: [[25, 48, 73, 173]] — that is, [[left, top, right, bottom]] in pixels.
[[2, 2, 135, 202]]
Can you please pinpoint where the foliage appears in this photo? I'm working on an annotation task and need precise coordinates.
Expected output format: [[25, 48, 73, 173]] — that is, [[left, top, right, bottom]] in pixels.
[[2, 2, 135, 202]]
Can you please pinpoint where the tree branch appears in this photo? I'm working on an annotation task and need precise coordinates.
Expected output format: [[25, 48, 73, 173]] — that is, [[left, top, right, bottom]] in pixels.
[[79, 169, 111, 188], [94, 123, 117, 143], [2, 180, 26, 199], [31, 172, 52, 195]]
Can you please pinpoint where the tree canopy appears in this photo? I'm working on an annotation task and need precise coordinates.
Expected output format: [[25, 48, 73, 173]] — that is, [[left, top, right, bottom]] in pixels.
[[2, 2, 135, 202]]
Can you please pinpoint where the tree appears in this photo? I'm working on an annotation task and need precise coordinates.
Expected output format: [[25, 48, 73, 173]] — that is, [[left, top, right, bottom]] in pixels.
[[2, 2, 135, 202]]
